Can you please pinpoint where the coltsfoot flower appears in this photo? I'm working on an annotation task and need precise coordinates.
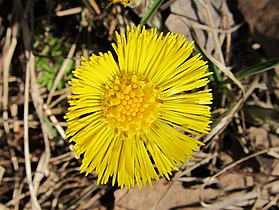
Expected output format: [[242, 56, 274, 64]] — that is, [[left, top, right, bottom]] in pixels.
[[65, 25, 212, 188], [109, 0, 136, 6]]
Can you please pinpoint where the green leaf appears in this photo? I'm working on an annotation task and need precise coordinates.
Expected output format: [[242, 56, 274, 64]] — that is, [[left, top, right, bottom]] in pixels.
[[37, 57, 50, 69], [47, 79, 54, 90], [37, 76, 45, 85], [51, 50, 62, 57], [140, 0, 164, 25], [33, 40, 40, 49], [42, 45, 51, 55], [235, 58, 279, 80], [49, 37, 59, 46], [57, 80, 64, 90]]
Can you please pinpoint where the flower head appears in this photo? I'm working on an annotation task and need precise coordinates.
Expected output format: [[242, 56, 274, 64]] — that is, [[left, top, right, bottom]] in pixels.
[[109, 0, 136, 6], [65, 25, 212, 188]]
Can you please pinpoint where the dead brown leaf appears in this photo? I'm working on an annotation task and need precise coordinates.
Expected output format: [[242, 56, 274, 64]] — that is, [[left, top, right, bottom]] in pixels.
[[165, 0, 235, 55], [114, 179, 219, 210]]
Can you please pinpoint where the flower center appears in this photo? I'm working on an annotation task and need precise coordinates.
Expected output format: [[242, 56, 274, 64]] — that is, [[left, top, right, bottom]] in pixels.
[[102, 74, 162, 138]]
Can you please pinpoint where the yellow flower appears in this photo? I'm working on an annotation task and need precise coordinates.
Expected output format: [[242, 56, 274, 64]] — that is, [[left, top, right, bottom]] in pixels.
[[65, 25, 212, 188], [110, 0, 136, 6]]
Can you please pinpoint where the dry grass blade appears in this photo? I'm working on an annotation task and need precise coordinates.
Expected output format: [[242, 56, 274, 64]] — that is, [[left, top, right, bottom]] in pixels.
[[262, 194, 279, 210], [71, 185, 104, 209], [44, 105, 66, 139], [88, 0, 101, 15], [23, 51, 41, 210], [192, 22, 243, 34], [194, 30, 245, 93], [56, 7, 82, 17], [0, 165, 5, 183], [29, 53, 51, 196], [200, 190, 259, 210], [174, 152, 218, 180], [2, 24, 18, 134], [18, 0, 51, 208]]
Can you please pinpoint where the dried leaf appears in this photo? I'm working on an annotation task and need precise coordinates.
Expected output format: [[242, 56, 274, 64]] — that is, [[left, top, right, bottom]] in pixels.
[[165, 0, 234, 54], [114, 179, 219, 209]]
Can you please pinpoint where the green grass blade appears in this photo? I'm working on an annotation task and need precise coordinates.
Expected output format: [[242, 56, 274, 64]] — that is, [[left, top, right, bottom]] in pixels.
[[235, 58, 279, 80], [140, 0, 164, 25]]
